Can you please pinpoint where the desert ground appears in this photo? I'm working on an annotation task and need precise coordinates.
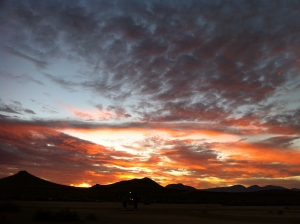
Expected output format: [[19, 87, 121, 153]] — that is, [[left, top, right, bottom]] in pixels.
[[1, 201, 300, 224]]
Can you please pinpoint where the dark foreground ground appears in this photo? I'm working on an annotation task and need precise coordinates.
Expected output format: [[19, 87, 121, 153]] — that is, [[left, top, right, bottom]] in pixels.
[[1, 201, 300, 224]]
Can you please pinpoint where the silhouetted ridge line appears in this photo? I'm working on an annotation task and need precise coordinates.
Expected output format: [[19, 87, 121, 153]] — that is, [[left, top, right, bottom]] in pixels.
[[0, 170, 71, 189], [108, 177, 163, 189], [165, 183, 196, 191], [203, 184, 292, 192], [0, 171, 300, 205]]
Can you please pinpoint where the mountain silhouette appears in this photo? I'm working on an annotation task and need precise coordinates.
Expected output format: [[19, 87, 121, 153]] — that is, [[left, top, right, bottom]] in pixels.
[[291, 188, 300, 191], [0, 170, 69, 189], [1, 171, 299, 205], [106, 177, 163, 189], [204, 184, 291, 192], [0, 171, 168, 201], [0, 171, 163, 191], [165, 183, 196, 191], [0, 170, 82, 201], [247, 185, 261, 192]]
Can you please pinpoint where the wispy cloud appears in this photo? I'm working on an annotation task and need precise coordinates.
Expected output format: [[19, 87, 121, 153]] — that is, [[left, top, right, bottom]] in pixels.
[[0, 104, 20, 114], [0, 100, 35, 115], [3, 46, 48, 70], [1, 72, 44, 86]]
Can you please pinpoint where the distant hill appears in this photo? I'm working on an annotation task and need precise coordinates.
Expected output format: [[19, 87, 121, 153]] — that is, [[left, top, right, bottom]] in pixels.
[[165, 183, 196, 191], [0, 170, 80, 200], [0, 171, 162, 191], [106, 177, 163, 190], [0, 171, 168, 202], [291, 188, 300, 191], [203, 184, 290, 192], [0, 170, 70, 189]]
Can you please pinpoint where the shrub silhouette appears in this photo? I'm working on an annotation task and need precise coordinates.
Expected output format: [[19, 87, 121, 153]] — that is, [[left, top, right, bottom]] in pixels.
[[33, 208, 80, 222], [0, 202, 20, 212]]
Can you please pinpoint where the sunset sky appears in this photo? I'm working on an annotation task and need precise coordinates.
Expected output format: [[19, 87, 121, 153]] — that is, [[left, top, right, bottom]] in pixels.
[[1, 0, 300, 189]]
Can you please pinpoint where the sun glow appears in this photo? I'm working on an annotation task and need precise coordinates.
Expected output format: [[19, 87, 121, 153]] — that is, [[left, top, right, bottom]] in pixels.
[[70, 182, 92, 188]]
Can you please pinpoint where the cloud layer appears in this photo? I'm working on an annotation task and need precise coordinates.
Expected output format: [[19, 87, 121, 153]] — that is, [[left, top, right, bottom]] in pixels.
[[0, 118, 299, 188], [0, 0, 300, 188]]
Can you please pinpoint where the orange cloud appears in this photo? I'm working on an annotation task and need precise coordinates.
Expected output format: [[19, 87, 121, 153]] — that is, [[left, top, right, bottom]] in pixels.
[[217, 141, 300, 165], [1, 119, 299, 189], [68, 106, 114, 120]]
